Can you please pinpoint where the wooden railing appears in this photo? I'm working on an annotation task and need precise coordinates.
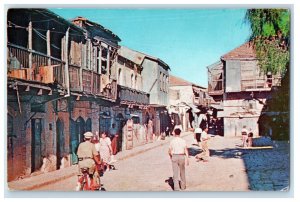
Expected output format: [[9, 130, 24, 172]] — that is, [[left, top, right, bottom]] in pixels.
[[7, 43, 118, 100], [69, 64, 81, 91], [119, 86, 149, 105], [7, 43, 65, 86], [241, 77, 281, 91]]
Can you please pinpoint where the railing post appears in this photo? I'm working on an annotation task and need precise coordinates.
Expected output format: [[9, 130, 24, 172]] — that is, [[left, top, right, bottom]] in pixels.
[[107, 46, 110, 76], [28, 21, 32, 79], [47, 29, 51, 66], [64, 28, 70, 94]]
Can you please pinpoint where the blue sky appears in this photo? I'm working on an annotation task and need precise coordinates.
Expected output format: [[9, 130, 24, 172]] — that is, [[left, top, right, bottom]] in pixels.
[[50, 8, 251, 87]]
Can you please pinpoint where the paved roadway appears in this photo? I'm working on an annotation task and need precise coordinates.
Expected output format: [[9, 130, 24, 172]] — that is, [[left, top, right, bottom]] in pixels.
[[36, 133, 250, 191]]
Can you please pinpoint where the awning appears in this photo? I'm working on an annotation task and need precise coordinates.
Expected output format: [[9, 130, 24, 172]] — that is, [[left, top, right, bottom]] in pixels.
[[185, 103, 200, 113], [210, 103, 224, 110]]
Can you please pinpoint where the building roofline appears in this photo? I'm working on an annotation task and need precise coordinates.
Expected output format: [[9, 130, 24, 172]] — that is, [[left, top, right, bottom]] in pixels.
[[120, 45, 170, 70], [33, 9, 86, 34], [71, 16, 121, 42]]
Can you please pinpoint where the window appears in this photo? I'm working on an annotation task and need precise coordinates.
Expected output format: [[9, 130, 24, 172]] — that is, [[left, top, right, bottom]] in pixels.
[[118, 68, 122, 85], [160, 72, 163, 91], [131, 74, 134, 88]]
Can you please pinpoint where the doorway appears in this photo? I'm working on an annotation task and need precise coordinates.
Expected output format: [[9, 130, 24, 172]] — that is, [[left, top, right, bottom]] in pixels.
[[31, 118, 42, 172], [56, 118, 65, 169]]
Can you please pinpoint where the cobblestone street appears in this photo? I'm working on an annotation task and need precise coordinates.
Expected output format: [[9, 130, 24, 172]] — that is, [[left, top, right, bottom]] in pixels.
[[29, 133, 288, 192]]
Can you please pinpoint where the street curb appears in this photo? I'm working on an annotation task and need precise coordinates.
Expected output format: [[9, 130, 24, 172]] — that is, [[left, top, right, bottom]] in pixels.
[[8, 169, 78, 191], [25, 172, 78, 191]]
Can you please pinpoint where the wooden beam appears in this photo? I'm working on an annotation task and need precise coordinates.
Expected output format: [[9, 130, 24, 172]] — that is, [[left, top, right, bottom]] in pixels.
[[98, 46, 102, 74], [28, 21, 32, 79], [48, 90, 52, 95], [47, 29, 51, 66], [80, 42, 83, 91], [25, 85, 30, 91], [107, 46, 110, 76], [64, 28, 70, 95]]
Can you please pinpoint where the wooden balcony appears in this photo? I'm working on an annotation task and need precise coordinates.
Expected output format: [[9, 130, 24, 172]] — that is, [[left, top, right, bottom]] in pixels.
[[119, 86, 149, 105], [7, 43, 65, 87], [81, 69, 117, 100], [241, 77, 281, 91], [7, 43, 118, 101]]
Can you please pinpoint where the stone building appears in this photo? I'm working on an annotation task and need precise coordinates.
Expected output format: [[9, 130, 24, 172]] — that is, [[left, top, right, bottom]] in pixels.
[[112, 46, 170, 139], [207, 42, 282, 137], [168, 75, 209, 132], [7, 9, 120, 181]]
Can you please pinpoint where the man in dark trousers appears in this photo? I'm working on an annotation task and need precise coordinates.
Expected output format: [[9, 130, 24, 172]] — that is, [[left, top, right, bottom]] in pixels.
[[168, 128, 189, 191]]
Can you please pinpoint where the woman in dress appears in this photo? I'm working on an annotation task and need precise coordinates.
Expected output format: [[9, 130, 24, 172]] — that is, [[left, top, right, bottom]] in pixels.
[[99, 132, 112, 172]]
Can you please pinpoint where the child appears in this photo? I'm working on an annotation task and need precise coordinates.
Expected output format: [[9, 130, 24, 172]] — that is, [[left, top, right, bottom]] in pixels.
[[195, 126, 210, 162]]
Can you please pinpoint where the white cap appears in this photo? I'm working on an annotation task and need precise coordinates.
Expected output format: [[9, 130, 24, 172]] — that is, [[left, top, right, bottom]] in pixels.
[[83, 131, 93, 138]]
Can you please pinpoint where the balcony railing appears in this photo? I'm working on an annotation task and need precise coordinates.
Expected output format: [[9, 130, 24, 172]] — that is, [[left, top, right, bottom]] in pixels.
[[119, 86, 149, 105], [241, 77, 281, 91], [7, 43, 118, 101], [69, 64, 81, 91], [7, 43, 65, 87]]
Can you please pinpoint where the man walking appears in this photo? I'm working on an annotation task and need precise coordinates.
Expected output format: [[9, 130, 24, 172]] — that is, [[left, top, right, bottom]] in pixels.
[[168, 128, 189, 191], [195, 126, 210, 162]]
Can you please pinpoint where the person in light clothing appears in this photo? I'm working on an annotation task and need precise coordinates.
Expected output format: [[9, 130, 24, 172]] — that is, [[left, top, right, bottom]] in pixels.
[[195, 126, 210, 162], [241, 126, 248, 147], [168, 128, 189, 191], [194, 127, 202, 148]]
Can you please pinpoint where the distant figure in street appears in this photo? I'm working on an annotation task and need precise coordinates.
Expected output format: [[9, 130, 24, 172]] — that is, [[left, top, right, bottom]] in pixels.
[[99, 132, 112, 172], [241, 126, 249, 147], [109, 123, 119, 162], [247, 129, 254, 147], [195, 126, 210, 162], [194, 127, 202, 148], [168, 128, 189, 191], [147, 118, 154, 142]]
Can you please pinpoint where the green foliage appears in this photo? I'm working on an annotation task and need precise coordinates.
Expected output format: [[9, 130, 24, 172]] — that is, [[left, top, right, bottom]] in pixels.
[[245, 9, 290, 75]]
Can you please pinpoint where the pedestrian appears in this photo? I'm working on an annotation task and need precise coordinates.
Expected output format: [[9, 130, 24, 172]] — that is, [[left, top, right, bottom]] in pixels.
[[247, 129, 254, 147], [241, 125, 248, 147], [99, 132, 113, 172], [168, 128, 189, 191], [194, 127, 202, 148], [147, 118, 153, 142], [109, 123, 118, 163], [76, 131, 102, 190], [195, 126, 210, 162]]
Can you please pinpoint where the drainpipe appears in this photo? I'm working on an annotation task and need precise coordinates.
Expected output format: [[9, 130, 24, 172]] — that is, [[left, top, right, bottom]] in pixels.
[[64, 27, 70, 98]]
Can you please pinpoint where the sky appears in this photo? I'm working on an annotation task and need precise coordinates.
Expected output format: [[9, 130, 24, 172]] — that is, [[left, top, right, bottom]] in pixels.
[[50, 8, 251, 87]]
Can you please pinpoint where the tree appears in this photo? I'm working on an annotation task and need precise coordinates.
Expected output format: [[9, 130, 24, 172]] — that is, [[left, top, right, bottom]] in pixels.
[[245, 9, 290, 140], [245, 9, 290, 75]]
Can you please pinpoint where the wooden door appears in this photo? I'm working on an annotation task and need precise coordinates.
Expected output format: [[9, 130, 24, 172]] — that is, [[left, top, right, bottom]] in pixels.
[[31, 119, 42, 172], [56, 119, 64, 169]]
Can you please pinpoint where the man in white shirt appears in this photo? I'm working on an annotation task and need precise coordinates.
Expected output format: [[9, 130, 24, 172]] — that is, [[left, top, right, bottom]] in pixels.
[[168, 128, 189, 191]]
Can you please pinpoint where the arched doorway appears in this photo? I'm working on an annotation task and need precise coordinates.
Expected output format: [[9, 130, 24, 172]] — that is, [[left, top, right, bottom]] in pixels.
[[86, 118, 92, 132], [56, 118, 64, 169], [76, 117, 86, 143]]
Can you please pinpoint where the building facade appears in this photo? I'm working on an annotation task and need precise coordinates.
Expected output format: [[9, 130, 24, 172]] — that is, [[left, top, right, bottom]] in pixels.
[[7, 9, 120, 181], [207, 42, 282, 137], [168, 75, 209, 132]]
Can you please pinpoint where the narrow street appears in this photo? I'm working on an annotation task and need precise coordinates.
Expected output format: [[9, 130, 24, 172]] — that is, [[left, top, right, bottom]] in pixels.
[[36, 133, 249, 191]]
